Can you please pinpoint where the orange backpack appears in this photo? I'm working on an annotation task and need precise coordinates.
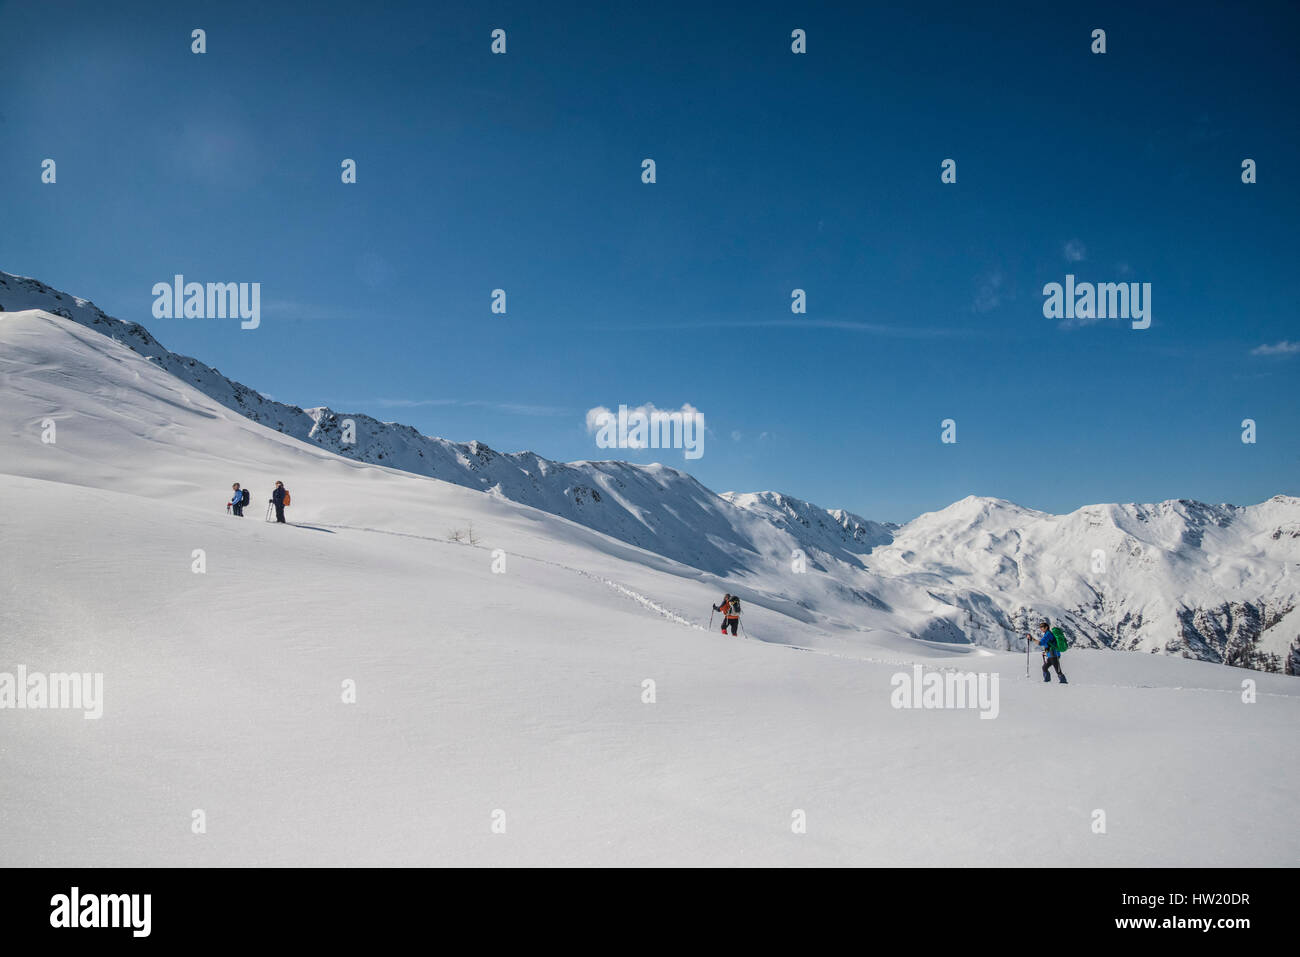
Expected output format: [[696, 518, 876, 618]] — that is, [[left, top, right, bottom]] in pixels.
[[283, 490, 291, 506]]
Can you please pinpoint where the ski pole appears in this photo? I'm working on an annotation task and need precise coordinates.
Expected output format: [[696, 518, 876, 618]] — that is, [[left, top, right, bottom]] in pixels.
[[1025, 636, 1029, 677], [709, 609, 714, 629], [739, 619, 747, 639], [265, 502, 273, 522]]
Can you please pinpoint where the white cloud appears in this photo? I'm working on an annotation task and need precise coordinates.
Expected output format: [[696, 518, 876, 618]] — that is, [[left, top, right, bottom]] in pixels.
[[585, 405, 612, 434], [1064, 239, 1087, 262], [1250, 341, 1300, 356], [585, 403, 702, 449]]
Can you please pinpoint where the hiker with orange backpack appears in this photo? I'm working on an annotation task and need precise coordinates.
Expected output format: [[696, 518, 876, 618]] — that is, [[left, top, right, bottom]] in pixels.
[[712, 593, 742, 636], [269, 481, 290, 524]]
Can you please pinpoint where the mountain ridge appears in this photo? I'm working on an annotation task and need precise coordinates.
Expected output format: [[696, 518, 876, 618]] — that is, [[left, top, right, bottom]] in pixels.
[[3, 271, 1297, 673], [0, 270, 883, 575]]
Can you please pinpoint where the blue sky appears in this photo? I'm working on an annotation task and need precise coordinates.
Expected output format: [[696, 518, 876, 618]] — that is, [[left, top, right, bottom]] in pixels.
[[3, 0, 1297, 522]]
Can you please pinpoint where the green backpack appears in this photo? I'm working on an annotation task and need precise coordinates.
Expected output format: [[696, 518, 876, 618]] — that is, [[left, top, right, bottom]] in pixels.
[[1050, 626, 1068, 654]]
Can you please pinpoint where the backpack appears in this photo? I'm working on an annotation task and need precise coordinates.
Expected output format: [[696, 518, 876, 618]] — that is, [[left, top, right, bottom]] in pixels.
[[1050, 626, 1067, 654], [283, 490, 291, 506], [730, 597, 741, 616], [240, 489, 250, 508]]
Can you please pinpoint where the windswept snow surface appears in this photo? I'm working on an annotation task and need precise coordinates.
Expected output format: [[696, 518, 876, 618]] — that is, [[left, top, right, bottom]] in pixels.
[[1, 307, 1297, 866], [7, 270, 1297, 670]]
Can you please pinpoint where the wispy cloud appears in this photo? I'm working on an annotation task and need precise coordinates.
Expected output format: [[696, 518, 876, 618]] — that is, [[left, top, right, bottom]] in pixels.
[[345, 398, 572, 416], [356, 252, 397, 288], [586, 319, 966, 338], [261, 299, 358, 322], [973, 270, 1007, 313], [1064, 239, 1087, 262], [1250, 340, 1300, 356]]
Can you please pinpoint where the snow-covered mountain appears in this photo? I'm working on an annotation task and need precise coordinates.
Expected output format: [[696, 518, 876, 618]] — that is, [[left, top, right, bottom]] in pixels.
[[721, 490, 898, 563], [873, 494, 1300, 671], [0, 271, 886, 580], [3, 269, 1297, 674], [4, 301, 1297, 868]]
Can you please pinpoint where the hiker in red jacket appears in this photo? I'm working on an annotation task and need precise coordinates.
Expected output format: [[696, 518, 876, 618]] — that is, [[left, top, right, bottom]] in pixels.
[[713, 594, 741, 636]]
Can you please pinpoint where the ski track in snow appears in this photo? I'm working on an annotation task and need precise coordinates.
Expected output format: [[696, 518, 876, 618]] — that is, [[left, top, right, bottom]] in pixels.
[[304, 520, 823, 644], [571, 569, 707, 631], [302, 521, 1290, 694], [309, 520, 708, 630]]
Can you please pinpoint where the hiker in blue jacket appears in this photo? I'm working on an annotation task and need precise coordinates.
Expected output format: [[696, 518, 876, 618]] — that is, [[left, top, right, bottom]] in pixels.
[[1030, 618, 1067, 684], [229, 483, 245, 517]]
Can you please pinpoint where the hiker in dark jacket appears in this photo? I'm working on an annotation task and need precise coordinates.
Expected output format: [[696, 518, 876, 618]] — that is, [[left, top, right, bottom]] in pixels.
[[270, 481, 289, 524], [713, 594, 741, 636], [1030, 618, 1067, 684], [229, 483, 245, 517]]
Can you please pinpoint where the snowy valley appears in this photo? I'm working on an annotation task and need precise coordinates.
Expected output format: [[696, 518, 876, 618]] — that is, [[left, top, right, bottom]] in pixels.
[[0, 283, 1297, 866]]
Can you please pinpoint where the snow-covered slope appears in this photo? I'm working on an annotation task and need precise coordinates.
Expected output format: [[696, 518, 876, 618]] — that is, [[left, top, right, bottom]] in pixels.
[[3, 270, 1298, 674], [0, 307, 926, 652], [1, 305, 1296, 867], [0, 271, 875, 580]]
